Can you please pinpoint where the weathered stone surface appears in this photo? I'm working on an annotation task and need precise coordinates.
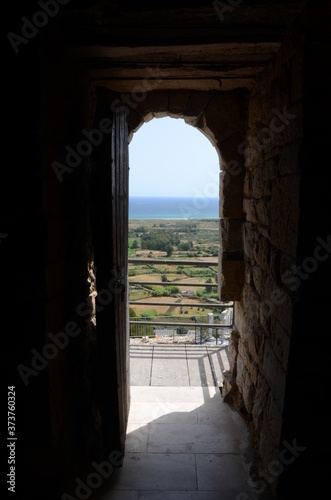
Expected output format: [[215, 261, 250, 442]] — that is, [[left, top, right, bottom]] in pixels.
[[243, 222, 260, 262], [238, 336, 259, 386], [262, 276, 293, 334], [248, 325, 265, 368], [242, 284, 260, 326], [218, 133, 247, 166], [271, 174, 300, 256], [252, 265, 267, 296], [262, 338, 286, 414], [279, 252, 297, 291], [263, 103, 303, 153], [219, 256, 245, 302], [258, 393, 283, 487], [147, 90, 169, 115], [236, 352, 256, 414], [203, 91, 247, 145], [244, 166, 271, 199], [251, 373, 270, 445], [168, 90, 191, 117], [220, 170, 245, 219], [220, 218, 243, 253], [256, 235, 271, 273], [135, 94, 154, 122], [269, 318, 291, 370], [243, 133, 264, 169], [244, 198, 270, 227], [259, 299, 271, 336], [184, 91, 213, 126], [127, 108, 144, 136], [234, 301, 248, 340]]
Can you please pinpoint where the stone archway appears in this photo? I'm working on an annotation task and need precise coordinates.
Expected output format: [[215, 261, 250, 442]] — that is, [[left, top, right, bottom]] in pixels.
[[123, 88, 248, 301]]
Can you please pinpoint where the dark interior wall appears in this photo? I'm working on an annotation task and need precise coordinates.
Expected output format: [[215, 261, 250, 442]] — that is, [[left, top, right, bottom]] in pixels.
[[277, 2, 331, 498], [39, 28, 102, 496], [230, 3, 331, 497], [3, 3, 51, 499], [2, 5, 105, 498]]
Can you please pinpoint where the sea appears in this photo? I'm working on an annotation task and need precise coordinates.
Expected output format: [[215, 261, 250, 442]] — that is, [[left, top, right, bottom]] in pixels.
[[129, 196, 218, 219]]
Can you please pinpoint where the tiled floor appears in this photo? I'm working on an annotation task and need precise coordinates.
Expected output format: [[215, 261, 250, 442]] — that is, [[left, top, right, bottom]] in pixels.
[[93, 345, 270, 500]]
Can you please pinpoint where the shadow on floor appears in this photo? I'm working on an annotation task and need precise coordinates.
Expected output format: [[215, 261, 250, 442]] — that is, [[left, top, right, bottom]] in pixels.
[[88, 387, 274, 500]]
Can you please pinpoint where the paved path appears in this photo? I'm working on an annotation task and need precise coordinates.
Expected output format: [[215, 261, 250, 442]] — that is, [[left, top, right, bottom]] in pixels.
[[93, 346, 271, 500], [130, 344, 231, 388]]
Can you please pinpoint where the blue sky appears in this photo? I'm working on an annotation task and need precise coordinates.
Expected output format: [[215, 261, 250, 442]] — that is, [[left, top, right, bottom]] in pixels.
[[129, 116, 220, 197]]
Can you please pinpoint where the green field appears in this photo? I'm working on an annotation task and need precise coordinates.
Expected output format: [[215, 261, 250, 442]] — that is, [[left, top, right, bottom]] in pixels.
[[128, 219, 222, 318]]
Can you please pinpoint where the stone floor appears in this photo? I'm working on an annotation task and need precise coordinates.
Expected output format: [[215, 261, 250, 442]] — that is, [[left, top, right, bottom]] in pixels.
[[93, 345, 270, 500]]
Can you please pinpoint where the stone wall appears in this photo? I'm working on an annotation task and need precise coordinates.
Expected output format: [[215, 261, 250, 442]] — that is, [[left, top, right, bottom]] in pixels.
[[226, 11, 305, 490]]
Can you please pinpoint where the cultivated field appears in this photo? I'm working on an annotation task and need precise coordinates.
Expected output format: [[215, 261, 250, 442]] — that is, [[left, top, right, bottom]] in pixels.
[[128, 218, 222, 318]]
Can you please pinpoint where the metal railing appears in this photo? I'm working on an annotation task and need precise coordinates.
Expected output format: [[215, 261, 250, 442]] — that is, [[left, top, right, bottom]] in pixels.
[[128, 257, 233, 345]]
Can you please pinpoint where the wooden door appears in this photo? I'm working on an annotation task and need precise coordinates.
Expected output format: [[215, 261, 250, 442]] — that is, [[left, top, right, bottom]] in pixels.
[[91, 95, 130, 457], [110, 108, 130, 452]]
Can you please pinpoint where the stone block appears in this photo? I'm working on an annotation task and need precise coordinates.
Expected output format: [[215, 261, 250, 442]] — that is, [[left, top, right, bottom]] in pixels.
[[147, 90, 169, 115], [248, 325, 266, 366], [184, 91, 213, 124], [243, 132, 264, 169], [220, 170, 245, 219], [135, 95, 153, 122], [203, 91, 247, 145], [220, 218, 243, 253], [259, 299, 271, 336], [243, 222, 260, 262], [252, 265, 267, 296], [242, 284, 260, 325], [238, 334, 259, 386], [244, 198, 270, 227], [218, 133, 247, 167], [218, 255, 245, 302], [233, 301, 248, 339], [257, 236, 271, 273], [251, 373, 270, 442], [244, 166, 271, 199], [262, 338, 286, 414], [127, 109, 144, 136], [168, 90, 191, 117], [236, 352, 255, 414], [262, 276, 293, 333]]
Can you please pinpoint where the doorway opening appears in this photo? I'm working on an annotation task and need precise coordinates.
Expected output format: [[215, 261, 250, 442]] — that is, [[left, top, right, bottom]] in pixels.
[[99, 117, 250, 498], [128, 116, 233, 349]]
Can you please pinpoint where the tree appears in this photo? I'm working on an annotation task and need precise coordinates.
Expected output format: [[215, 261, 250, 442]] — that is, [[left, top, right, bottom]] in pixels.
[[205, 278, 213, 294], [131, 239, 139, 249], [165, 243, 173, 257]]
